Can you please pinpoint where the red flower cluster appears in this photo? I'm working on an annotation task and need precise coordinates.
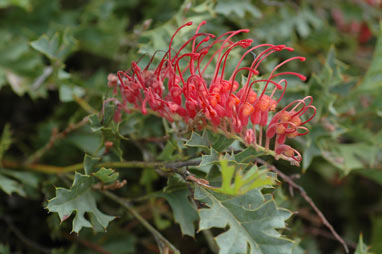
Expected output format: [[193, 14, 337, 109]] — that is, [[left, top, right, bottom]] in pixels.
[[108, 21, 316, 165]]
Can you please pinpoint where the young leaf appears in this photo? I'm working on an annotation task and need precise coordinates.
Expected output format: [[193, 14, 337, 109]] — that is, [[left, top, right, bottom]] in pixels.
[[47, 172, 115, 233], [355, 234, 373, 254], [195, 186, 293, 254], [212, 159, 276, 195], [93, 167, 119, 184]]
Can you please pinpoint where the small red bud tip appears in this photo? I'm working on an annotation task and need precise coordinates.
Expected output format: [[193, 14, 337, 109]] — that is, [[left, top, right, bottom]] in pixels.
[[298, 57, 306, 62]]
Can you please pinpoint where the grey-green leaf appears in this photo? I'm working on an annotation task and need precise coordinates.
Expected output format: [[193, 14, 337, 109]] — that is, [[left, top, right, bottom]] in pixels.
[[30, 30, 77, 62], [47, 172, 115, 233], [195, 186, 293, 254], [185, 131, 210, 149], [158, 176, 199, 237]]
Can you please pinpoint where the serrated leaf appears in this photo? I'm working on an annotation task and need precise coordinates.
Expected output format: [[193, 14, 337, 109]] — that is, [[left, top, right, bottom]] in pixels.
[[30, 30, 77, 62], [93, 167, 119, 184], [213, 159, 276, 195], [185, 131, 210, 149], [195, 186, 293, 254], [0, 123, 11, 162], [200, 147, 219, 167], [47, 172, 114, 233], [158, 176, 199, 237]]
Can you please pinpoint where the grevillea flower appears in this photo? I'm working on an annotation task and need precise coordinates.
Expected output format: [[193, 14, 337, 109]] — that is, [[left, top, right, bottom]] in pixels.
[[108, 21, 316, 166]]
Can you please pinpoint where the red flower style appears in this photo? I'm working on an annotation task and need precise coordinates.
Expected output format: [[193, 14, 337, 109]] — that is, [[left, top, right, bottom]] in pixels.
[[108, 21, 316, 165]]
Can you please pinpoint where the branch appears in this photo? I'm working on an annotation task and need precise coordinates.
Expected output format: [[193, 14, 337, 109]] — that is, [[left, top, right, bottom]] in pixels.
[[255, 158, 349, 253], [102, 190, 180, 254], [26, 116, 90, 164], [3, 159, 201, 174]]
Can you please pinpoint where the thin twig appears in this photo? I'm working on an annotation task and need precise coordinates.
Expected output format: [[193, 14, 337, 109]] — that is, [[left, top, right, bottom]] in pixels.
[[255, 158, 349, 253], [102, 190, 180, 254], [0, 215, 51, 254], [26, 116, 90, 164], [304, 227, 357, 250], [63, 233, 111, 254]]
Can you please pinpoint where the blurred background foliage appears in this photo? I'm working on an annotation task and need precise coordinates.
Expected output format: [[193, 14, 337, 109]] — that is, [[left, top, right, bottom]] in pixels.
[[0, 0, 381, 253]]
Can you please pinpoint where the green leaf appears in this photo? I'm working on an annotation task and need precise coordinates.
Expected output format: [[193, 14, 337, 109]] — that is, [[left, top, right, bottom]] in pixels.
[[234, 147, 264, 163], [158, 176, 199, 237], [0, 123, 11, 162], [93, 167, 119, 184], [215, 0, 262, 18], [321, 142, 376, 174], [361, 26, 382, 91], [200, 147, 219, 167], [207, 130, 234, 152], [101, 127, 123, 160], [30, 30, 78, 62], [84, 154, 101, 175], [212, 159, 276, 195], [0, 168, 39, 188], [371, 216, 382, 254], [89, 114, 102, 132], [195, 186, 293, 254], [0, 172, 26, 197], [59, 85, 85, 102], [355, 234, 373, 254], [47, 172, 115, 233], [0, 0, 31, 10], [185, 131, 210, 149]]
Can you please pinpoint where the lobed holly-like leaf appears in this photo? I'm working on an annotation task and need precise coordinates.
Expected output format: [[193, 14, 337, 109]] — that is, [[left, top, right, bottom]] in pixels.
[[47, 172, 115, 233], [30, 30, 77, 62], [158, 176, 199, 237], [185, 131, 210, 149], [195, 186, 293, 254]]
